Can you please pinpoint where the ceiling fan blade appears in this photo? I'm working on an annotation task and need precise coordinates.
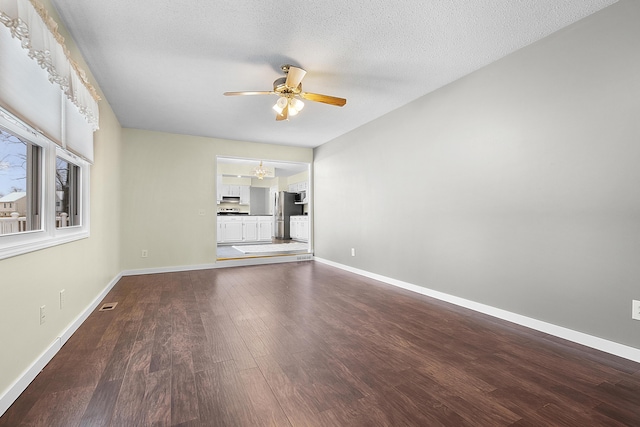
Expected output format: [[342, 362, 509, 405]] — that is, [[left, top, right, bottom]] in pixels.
[[276, 105, 289, 121], [285, 66, 306, 89], [223, 91, 274, 96], [300, 92, 347, 107]]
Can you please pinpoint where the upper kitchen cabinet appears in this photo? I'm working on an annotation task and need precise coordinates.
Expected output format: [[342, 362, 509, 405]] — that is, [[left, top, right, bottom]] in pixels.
[[217, 183, 250, 204], [217, 175, 252, 205], [286, 169, 310, 206], [225, 185, 241, 196], [287, 181, 308, 192]]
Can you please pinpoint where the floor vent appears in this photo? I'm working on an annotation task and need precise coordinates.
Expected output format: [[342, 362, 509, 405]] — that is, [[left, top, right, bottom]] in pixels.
[[99, 302, 118, 311], [297, 254, 313, 261]]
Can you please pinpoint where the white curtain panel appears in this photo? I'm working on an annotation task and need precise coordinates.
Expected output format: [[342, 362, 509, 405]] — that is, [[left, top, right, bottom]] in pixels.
[[0, 0, 99, 161]]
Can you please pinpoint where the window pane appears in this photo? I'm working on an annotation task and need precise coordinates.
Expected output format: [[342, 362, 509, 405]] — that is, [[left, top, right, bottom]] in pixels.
[[56, 156, 80, 227], [0, 127, 40, 235]]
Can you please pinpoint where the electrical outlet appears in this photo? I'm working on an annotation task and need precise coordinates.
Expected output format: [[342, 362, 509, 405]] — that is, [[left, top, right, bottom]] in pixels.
[[141, 249, 148, 258], [351, 248, 356, 257], [632, 300, 640, 321], [40, 305, 46, 325], [60, 289, 65, 310]]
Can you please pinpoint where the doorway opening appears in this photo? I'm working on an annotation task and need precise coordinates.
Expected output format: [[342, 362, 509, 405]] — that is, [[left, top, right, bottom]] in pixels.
[[216, 156, 311, 262]]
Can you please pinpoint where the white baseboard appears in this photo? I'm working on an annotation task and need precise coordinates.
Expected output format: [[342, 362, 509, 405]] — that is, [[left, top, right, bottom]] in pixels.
[[0, 338, 60, 417], [121, 255, 313, 276], [314, 257, 640, 363], [121, 263, 217, 276], [0, 272, 122, 417], [59, 272, 122, 346], [215, 254, 313, 269]]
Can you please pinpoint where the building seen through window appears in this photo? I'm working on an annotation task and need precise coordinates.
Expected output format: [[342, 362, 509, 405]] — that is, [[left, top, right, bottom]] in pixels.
[[0, 127, 40, 235]]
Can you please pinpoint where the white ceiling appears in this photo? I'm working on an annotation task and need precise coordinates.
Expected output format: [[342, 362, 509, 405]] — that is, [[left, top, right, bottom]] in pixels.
[[51, 0, 617, 149]]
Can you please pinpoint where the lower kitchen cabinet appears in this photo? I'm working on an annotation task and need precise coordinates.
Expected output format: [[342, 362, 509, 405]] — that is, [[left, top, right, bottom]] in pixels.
[[218, 216, 243, 242], [290, 216, 309, 242], [218, 215, 273, 243], [243, 217, 258, 241], [258, 217, 272, 241]]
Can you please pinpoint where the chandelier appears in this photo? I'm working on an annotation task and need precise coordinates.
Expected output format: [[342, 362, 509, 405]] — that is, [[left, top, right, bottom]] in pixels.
[[253, 161, 268, 179]]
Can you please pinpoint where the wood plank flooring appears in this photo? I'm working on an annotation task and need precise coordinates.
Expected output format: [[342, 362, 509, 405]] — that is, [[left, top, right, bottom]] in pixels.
[[1, 261, 639, 426]]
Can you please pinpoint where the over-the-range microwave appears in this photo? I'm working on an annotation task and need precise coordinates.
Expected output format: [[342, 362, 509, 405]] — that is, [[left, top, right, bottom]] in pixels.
[[294, 190, 307, 204]]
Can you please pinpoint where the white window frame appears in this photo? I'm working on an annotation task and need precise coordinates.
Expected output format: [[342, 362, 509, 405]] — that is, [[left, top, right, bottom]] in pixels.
[[54, 148, 85, 229], [0, 108, 90, 260]]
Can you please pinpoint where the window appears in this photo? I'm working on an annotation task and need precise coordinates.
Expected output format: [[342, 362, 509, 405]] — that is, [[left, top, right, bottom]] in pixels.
[[55, 155, 81, 228], [0, 125, 41, 234], [0, 109, 90, 259]]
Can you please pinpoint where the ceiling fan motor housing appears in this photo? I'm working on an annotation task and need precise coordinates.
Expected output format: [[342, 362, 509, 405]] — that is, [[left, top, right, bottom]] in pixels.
[[273, 77, 301, 95]]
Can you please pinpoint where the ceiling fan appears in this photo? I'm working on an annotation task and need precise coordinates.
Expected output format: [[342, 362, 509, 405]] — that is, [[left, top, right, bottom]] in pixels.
[[224, 65, 347, 121]]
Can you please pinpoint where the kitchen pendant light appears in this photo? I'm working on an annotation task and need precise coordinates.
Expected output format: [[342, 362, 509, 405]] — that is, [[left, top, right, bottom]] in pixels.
[[253, 161, 268, 179]]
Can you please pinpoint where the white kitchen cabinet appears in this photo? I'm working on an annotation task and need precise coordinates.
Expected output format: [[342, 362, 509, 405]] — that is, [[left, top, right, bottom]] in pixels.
[[218, 216, 243, 242], [290, 215, 309, 242], [218, 215, 273, 243], [217, 221, 224, 243], [287, 181, 308, 193], [219, 184, 241, 197], [243, 216, 258, 241], [257, 216, 272, 241], [300, 218, 309, 241], [290, 217, 300, 241], [226, 222, 243, 241], [218, 183, 250, 205]]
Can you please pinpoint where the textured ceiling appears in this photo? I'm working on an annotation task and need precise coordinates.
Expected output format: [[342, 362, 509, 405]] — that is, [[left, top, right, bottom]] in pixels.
[[51, 0, 617, 148]]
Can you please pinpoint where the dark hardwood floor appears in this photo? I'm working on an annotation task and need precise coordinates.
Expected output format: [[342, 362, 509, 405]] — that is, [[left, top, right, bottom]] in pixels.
[[2, 261, 639, 426]]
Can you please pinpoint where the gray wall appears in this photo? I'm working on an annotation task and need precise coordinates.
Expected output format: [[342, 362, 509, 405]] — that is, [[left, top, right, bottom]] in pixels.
[[250, 187, 270, 215], [313, 0, 640, 349]]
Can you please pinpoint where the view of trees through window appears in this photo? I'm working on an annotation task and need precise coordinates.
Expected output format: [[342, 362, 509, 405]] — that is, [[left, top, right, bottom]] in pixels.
[[55, 156, 79, 227], [0, 128, 27, 197]]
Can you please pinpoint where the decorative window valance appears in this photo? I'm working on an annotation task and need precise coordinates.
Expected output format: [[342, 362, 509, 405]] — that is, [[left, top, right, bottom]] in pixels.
[[0, 0, 99, 129]]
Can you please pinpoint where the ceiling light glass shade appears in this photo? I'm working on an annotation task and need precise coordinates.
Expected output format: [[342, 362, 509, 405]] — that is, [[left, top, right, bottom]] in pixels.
[[277, 96, 289, 109], [290, 98, 304, 112], [273, 96, 289, 115]]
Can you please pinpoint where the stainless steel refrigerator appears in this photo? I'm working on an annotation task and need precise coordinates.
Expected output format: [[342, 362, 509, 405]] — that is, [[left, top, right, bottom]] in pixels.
[[274, 191, 303, 239]]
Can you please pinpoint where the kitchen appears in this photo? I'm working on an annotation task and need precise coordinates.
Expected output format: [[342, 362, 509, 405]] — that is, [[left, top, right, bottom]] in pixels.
[[216, 157, 311, 260]]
